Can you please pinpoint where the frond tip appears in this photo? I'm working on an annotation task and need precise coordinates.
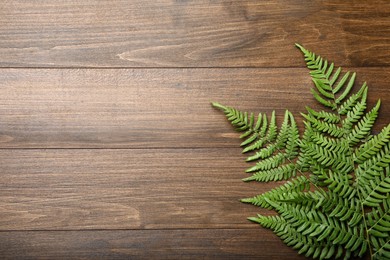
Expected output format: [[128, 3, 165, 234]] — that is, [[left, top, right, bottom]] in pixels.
[[213, 44, 390, 260], [211, 102, 227, 111]]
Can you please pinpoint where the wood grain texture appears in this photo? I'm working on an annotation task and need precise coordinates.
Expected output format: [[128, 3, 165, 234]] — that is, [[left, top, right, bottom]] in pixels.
[[0, 148, 276, 230], [0, 68, 388, 148], [0, 0, 390, 67], [1, 1, 389, 259], [0, 229, 305, 259]]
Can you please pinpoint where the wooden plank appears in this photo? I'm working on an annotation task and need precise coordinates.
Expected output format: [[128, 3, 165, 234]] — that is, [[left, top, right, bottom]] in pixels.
[[0, 229, 306, 259], [0, 148, 281, 230], [0, 0, 389, 67], [0, 68, 388, 148]]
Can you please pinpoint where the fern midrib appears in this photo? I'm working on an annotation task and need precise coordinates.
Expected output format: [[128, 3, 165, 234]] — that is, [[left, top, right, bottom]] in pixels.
[[267, 141, 321, 192], [372, 240, 390, 258], [368, 206, 390, 233], [361, 178, 389, 208]]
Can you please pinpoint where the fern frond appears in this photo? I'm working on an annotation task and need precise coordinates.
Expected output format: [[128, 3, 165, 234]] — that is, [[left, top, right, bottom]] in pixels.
[[240, 112, 262, 138], [263, 111, 278, 144], [323, 170, 356, 199], [211, 103, 282, 155], [286, 113, 300, 158], [333, 71, 350, 94], [212, 104, 301, 180], [214, 44, 390, 260], [296, 43, 363, 113], [271, 202, 367, 256], [248, 214, 287, 230], [335, 72, 356, 104], [320, 192, 362, 227], [356, 141, 390, 183], [250, 213, 346, 259], [311, 88, 336, 110], [240, 112, 277, 154], [371, 237, 390, 260], [241, 176, 310, 209], [295, 44, 332, 83], [302, 113, 345, 138], [306, 142, 352, 170], [242, 112, 277, 150], [278, 190, 326, 209], [295, 123, 315, 172], [246, 110, 291, 162], [358, 167, 390, 207], [243, 163, 297, 182], [313, 78, 334, 98], [354, 124, 390, 164], [346, 100, 381, 146], [306, 106, 340, 123], [338, 83, 368, 115], [342, 100, 367, 132], [242, 115, 269, 153], [367, 198, 390, 259], [211, 102, 254, 132], [310, 131, 350, 155], [245, 152, 287, 172]]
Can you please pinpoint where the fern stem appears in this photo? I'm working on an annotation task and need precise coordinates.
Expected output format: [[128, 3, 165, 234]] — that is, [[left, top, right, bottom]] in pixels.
[[274, 146, 321, 191], [356, 190, 374, 259], [372, 240, 390, 259]]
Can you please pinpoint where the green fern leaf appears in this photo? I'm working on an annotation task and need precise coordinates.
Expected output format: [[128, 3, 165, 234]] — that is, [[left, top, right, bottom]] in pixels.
[[245, 152, 287, 172], [270, 201, 367, 255], [354, 125, 390, 164], [240, 113, 262, 138], [302, 113, 345, 138], [211, 102, 253, 131], [241, 176, 310, 209], [246, 110, 291, 162], [338, 83, 368, 115], [322, 170, 356, 199], [213, 44, 390, 260], [249, 213, 345, 259], [320, 192, 362, 226], [243, 163, 297, 182], [356, 141, 390, 184], [347, 100, 381, 145], [367, 198, 390, 259], [359, 167, 390, 207], [306, 106, 341, 123], [242, 115, 270, 153], [342, 100, 367, 132], [286, 113, 300, 158], [335, 72, 356, 104], [278, 190, 326, 209], [311, 88, 336, 109], [310, 131, 350, 155], [333, 71, 350, 94]]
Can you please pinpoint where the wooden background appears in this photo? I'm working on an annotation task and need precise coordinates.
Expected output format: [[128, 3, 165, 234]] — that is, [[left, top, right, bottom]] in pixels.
[[0, 1, 389, 259]]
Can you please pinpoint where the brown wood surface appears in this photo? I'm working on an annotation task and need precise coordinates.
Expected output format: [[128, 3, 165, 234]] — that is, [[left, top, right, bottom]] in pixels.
[[0, 68, 388, 148], [1, 0, 390, 68], [0, 1, 389, 259], [0, 229, 305, 259], [0, 148, 269, 230]]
